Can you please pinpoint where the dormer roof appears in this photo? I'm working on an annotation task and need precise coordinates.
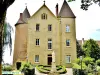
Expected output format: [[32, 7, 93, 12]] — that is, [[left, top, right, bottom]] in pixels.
[[58, 0, 75, 18]]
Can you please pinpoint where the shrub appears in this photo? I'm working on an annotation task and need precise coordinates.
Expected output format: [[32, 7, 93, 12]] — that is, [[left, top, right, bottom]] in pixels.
[[83, 57, 94, 66], [73, 68, 87, 75], [88, 73, 94, 75], [72, 63, 87, 70], [72, 63, 80, 69], [2, 65, 13, 71], [19, 62, 35, 75], [96, 59, 100, 66]]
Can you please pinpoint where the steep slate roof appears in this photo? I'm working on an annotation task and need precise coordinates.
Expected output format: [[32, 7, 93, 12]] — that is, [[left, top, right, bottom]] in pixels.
[[58, 0, 75, 18], [15, 6, 31, 26]]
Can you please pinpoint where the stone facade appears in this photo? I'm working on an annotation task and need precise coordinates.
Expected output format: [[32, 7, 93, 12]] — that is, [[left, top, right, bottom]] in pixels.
[[13, 0, 77, 68]]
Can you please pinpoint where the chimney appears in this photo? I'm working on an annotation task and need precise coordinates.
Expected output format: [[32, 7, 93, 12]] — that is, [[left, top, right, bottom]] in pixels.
[[20, 13, 23, 21], [82, 38, 84, 45], [55, 3, 58, 17]]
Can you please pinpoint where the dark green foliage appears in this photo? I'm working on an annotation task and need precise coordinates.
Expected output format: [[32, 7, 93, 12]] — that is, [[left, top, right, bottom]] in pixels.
[[20, 62, 35, 75], [68, 0, 100, 10], [73, 68, 87, 75], [83, 57, 94, 66], [96, 59, 100, 66], [0, 1, 15, 70], [2, 64, 13, 71], [83, 39, 100, 60], [76, 40, 85, 58]]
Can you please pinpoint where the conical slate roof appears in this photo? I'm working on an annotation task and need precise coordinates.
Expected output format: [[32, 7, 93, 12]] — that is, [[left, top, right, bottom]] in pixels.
[[58, 0, 75, 18], [22, 7, 30, 22], [15, 6, 31, 26]]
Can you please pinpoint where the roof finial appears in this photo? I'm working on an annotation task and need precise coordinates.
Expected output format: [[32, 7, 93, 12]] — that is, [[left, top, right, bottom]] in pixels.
[[25, 3, 27, 7], [43, 0, 45, 5]]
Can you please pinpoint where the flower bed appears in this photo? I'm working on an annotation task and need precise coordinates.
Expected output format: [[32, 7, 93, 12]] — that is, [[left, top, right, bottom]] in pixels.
[[36, 65, 67, 74]]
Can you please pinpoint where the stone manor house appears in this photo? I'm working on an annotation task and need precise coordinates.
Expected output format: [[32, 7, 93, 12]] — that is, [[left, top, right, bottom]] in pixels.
[[13, 0, 77, 68]]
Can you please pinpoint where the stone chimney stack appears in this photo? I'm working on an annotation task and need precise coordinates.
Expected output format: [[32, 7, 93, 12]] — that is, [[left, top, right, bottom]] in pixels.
[[82, 38, 84, 45], [20, 13, 23, 21], [55, 3, 58, 17]]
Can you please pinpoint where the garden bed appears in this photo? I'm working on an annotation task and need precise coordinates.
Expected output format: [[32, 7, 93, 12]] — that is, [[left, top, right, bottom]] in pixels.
[[36, 65, 67, 74]]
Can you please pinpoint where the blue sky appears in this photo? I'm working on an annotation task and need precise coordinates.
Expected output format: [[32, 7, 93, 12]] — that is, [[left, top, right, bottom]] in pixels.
[[3, 0, 100, 64]]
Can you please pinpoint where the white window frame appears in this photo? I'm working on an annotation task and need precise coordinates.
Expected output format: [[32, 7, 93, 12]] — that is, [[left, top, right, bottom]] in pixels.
[[66, 25, 70, 32], [66, 39, 70, 46], [48, 39, 52, 50], [36, 39, 40, 45], [35, 55, 39, 62], [66, 55, 71, 63]]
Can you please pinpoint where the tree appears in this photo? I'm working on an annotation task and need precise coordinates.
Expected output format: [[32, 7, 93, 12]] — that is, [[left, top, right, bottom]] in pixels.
[[3, 22, 13, 56], [0, 0, 15, 74], [68, 0, 100, 10], [76, 40, 85, 58], [83, 39, 100, 60]]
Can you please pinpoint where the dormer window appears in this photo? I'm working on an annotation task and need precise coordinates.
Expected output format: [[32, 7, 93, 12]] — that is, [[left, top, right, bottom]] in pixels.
[[41, 13, 47, 20]]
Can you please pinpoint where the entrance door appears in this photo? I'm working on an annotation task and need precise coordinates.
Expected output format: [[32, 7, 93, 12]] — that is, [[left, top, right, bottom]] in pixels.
[[16, 62, 21, 70], [48, 55, 52, 65]]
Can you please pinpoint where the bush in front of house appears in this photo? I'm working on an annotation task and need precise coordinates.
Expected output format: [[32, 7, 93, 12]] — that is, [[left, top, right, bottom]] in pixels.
[[19, 62, 35, 75], [96, 59, 100, 66], [2, 64, 13, 75], [2, 64, 13, 71], [73, 68, 87, 75]]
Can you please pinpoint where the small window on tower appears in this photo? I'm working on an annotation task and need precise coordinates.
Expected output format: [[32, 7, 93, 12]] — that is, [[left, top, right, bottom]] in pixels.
[[66, 25, 70, 32], [41, 13, 47, 20], [66, 39, 70, 46]]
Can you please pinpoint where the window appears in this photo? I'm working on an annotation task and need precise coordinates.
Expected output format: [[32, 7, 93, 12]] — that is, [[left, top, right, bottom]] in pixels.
[[66, 55, 71, 63], [48, 24, 52, 31], [35, 55, 39, 62], [48, 39, 52, 49], [36, 24, 39, 31], [36, 39, 39, 45], [66, 39, 70, 46], [41, 13, 47, 20], [66, 25, 70, 32]]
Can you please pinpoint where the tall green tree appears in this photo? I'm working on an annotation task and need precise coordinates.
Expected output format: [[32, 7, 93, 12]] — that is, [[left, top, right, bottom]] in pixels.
[[76, 40, 85, 58], [83, 39, 100, 60], [0, 0, 15, 74], [68, 0, 100, 10]]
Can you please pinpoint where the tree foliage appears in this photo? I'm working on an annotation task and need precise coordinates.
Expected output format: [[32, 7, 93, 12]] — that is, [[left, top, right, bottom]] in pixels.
[[0, 0, 15, 61], [68, 0, 100, 10], [76, 40, 85, 58], [83, 39, 100, 60], [3, 22, 13, 56], [0, 0, 15, 74]]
